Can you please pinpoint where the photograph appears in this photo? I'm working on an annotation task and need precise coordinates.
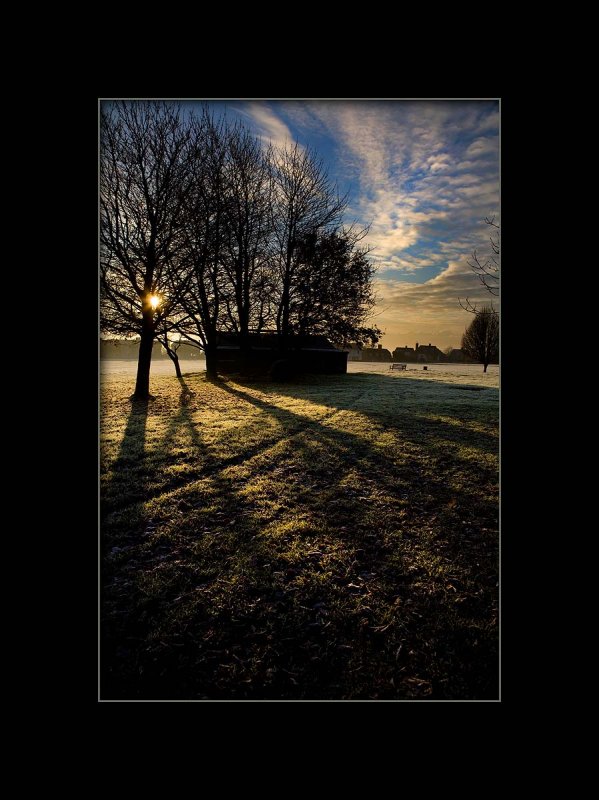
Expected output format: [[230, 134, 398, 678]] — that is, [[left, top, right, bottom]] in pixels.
[[99, 98, 500, 701]]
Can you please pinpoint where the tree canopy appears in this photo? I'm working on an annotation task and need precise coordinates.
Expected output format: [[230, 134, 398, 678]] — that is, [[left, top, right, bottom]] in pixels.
[[461, 306, 499, 372]]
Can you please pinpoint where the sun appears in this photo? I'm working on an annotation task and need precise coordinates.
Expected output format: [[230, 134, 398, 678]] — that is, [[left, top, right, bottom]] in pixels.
[[149, 295, 160, 310]]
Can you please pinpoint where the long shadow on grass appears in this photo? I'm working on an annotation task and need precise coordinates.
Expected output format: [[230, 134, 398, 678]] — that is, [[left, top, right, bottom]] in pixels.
[[101, 398, 150, 520], [102, 373, 499, 701], [101, 397, 149, 693]]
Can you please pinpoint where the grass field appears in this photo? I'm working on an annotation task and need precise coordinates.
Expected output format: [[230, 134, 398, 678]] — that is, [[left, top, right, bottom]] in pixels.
[[100, 367, 499, 700]]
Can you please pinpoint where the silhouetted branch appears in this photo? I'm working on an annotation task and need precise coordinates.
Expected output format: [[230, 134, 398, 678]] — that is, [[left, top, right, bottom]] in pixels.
[[461, 217, 500, 313]]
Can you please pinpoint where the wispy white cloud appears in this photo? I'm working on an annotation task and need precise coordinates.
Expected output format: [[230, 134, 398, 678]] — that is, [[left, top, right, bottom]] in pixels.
[[238, 102, 295, 148], [228, 99, 499, 349], [294, 101, 499, 280], [465, 136, 498, 158], [475, 110, 499, 134]]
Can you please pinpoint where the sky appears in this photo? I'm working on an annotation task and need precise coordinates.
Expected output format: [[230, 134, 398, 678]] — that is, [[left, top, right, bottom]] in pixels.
[[190, 99, 500, 351]]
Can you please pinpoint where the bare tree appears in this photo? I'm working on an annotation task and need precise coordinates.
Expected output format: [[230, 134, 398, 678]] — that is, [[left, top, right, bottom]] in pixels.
[[101, 104, 382, 385], [461, 305, 499, 372], [459, 216, 500, 315], [270, 143, 347, 345], [170, 111, 230, 380], [221, 126, 272, 349], [100, 101, 192, 399]]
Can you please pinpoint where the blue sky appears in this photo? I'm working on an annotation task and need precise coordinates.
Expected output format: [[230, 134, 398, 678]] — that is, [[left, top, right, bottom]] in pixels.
[[189, 99, 499, 350]]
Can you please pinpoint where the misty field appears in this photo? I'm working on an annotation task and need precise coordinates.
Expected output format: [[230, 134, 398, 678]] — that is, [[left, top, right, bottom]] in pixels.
[[100, 367, 499, 700]]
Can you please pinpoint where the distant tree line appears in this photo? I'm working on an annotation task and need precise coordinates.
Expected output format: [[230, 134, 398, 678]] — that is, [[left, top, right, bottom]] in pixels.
[[100, 339, 204, 361], [100, 102, 380, 399]]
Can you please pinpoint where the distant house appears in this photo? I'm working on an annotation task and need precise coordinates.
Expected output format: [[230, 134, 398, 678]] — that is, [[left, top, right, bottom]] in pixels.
[[346, 343, 363, 361], [215, 333, 348, 376], [361, 344, 392, 362], [392, 346, 416, 363], [446, 348, 467, 363], [414, 342, 446, 363]]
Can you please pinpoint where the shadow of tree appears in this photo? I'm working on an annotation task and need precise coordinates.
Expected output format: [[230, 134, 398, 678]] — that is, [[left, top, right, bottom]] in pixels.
[[101, 373, 498, 700], [101, 398, 150, 517], [101, 397, 149, 690]]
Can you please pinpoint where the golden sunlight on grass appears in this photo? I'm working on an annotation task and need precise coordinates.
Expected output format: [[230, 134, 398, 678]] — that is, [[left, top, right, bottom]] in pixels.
[[101, 370, 499, 700]]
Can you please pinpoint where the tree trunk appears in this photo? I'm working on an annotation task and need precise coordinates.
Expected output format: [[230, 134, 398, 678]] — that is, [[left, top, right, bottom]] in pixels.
[[168, 351, 182, 378], [205, 346, 217, 380], [483, 362, 488, 373], [133, 313, 154, 399], [280, 278, 291, 351], [281, 286, 290, 339], [239, 306, 251, 354]]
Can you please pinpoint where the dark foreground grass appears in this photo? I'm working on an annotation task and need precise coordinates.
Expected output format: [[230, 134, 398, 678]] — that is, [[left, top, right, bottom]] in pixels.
[[100, 370, 499, 700]]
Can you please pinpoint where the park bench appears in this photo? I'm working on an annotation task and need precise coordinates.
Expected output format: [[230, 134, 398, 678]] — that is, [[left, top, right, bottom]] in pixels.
[[390, 363, 407, 370]]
